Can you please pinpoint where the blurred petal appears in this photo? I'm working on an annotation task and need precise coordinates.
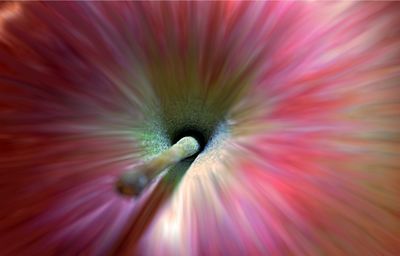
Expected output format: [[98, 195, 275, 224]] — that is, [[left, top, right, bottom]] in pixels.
[[0, 2, 399, 256]]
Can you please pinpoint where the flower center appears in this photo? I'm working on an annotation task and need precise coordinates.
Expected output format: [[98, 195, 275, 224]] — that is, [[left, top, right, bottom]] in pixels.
[[116, 136, 201, 196], [171, 127, 207, 154]]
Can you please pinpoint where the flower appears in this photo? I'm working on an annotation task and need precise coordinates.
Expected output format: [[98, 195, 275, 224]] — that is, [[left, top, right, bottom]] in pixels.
[[1, 2, 399, 255]]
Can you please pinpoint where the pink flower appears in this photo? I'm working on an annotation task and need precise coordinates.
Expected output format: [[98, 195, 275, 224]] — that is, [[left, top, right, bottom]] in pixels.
[[1, 2, 399, 255]]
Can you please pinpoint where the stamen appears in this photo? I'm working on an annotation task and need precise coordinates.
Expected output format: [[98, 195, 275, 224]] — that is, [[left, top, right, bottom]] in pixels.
[[116, 136, 200, 196]]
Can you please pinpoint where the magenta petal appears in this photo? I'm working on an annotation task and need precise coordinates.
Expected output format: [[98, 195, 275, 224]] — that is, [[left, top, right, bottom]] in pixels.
[[1, 2, 400, 256]]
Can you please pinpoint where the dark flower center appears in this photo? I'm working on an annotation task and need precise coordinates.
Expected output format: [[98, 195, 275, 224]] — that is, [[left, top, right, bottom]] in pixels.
[[171, 127, 207, 156]]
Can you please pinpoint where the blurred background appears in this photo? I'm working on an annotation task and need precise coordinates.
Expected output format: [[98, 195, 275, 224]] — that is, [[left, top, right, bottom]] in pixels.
[[0, 2, 399, 255]]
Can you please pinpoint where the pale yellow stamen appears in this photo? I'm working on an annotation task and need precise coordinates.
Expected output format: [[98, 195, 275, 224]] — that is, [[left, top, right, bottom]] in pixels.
[[116, 136, 200, 196]]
